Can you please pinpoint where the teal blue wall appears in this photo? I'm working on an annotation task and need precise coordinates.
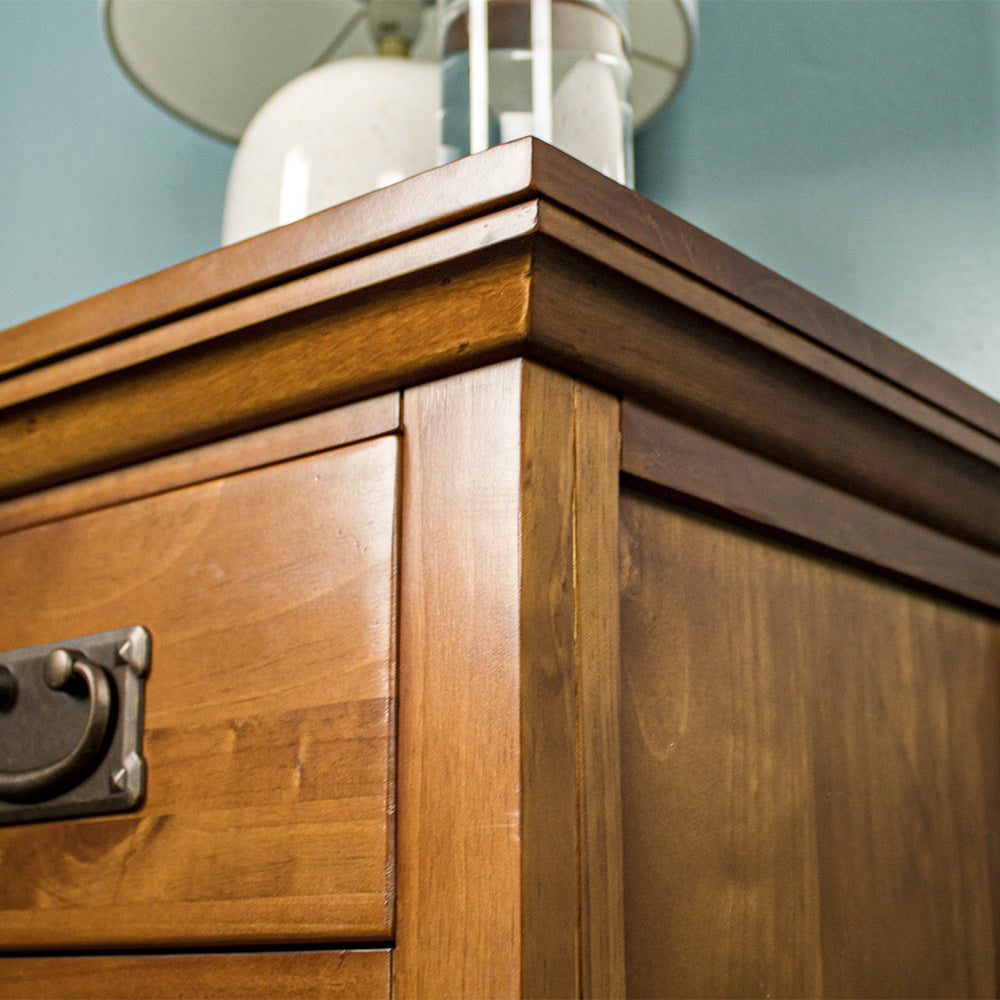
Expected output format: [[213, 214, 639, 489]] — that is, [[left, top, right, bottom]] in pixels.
[[0, 0, 231, 325], [3, 1, 999, 399], [637, 0, 1000, 400]]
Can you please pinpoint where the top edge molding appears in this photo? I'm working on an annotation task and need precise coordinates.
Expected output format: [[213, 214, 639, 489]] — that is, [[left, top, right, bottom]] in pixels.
[[2, 139, 998, 447]]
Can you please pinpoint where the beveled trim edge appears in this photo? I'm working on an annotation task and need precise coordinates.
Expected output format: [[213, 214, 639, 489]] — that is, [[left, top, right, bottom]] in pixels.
[[622, 401, 1000, 614], [0, 393, 400, 536]]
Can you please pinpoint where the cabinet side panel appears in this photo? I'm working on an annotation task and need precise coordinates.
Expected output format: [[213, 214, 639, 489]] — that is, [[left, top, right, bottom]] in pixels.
[[619, 490, 1000, 998], [519, 365, 581, 998], [518, 369, 625, 998], [572, 382, 625, 999]]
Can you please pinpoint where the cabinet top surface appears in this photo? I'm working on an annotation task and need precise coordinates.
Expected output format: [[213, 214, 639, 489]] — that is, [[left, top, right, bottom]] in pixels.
[[1, 139, 993, 428]]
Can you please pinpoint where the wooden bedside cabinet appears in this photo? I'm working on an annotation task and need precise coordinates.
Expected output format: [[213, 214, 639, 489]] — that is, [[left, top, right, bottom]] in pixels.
[[0, 404, 399, 997], [1, 140, 997, 998]]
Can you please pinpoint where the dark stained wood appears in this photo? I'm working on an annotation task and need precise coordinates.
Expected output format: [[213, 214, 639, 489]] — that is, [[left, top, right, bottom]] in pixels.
[[518, 363, 582, 998], [619, 488, 1000, 998], [621, 400, 1000, 611], [0, 949, 390, 999], [571, 382, 626, 999], [5, 140, 995, 453], [0, 436, 398, 949], [533, 203, 1000, 470], [3, 141, 1000, 999], [0, 142, 548, 379], [0, 205, 539, 413], [523, 145, 1000, 443], [528, 235, 1000, 558], [4, 165, 999, 583]]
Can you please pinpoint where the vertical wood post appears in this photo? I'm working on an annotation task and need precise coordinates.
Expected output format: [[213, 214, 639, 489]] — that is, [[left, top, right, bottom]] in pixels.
[[394, 360, 623, 998]]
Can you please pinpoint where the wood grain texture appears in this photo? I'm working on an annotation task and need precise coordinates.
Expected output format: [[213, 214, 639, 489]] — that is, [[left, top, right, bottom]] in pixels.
[[6, 152, 1000, 581], [0, 205, 539, 414], [619, 489, 1000, 998], [528, 235, 1000, 558], [394, 361, 624, 998], [395, 361, 526, 999], [0, 949, 390, 999], [0, 392, 399, 535], [0, 234, 532, 501], [533, 203, 1000, 471], [622, 401, 1000, 612], [571, 383, 626, 999], [0, 140, 545, 379], [518, 363, 581, 998], [523, 145, 1000, 444], [6, 139, 995, 454], [0, 436, 398, 949]]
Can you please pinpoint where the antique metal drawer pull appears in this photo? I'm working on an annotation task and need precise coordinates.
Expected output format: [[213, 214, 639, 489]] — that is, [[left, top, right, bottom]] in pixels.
[[0, 650, 114, 803], [0, 626, 150, 825]]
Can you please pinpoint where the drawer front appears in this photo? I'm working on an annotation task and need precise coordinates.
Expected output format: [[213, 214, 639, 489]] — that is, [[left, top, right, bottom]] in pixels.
[[0, 949, 391, 1000], [0, 435, 398, 950]]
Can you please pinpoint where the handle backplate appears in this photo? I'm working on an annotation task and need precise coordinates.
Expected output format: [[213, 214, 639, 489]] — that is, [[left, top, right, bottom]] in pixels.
[[0, 626, 150, 826]]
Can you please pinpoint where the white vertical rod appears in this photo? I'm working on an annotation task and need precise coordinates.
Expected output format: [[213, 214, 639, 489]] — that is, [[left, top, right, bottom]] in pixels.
[[469, 0, 490, 152], [531, 0, 553, 143]]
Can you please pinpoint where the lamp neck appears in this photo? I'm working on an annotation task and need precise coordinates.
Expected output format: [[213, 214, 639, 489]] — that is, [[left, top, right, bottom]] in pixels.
[[367, 0, 424, 58], [377, 34, 413, 57]]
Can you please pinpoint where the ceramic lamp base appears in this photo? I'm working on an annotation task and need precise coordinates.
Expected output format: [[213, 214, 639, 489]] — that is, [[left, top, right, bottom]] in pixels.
[[222, 56, 440, 245]]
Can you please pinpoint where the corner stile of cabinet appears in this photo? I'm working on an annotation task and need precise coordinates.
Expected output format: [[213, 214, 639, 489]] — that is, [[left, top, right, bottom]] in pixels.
[[394, 360, 624, 999]]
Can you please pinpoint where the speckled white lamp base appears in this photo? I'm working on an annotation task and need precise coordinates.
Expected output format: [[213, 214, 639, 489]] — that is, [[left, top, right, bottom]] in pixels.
[[553, 58, 628, 184], [221, 56, 440, 245]]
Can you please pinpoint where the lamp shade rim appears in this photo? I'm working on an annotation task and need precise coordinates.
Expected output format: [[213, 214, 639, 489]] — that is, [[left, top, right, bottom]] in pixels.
[[104, 0, 697, 142]]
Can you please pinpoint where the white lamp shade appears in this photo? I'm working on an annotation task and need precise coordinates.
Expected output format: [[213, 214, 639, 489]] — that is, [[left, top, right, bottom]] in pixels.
[[105, 0, 441, 143], [631, 0, 697, 126], [105, 0, 697, 140]]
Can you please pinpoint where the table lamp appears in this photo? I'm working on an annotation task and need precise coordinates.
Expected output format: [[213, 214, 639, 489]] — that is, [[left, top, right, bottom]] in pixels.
[[106, 0, 696, 244]]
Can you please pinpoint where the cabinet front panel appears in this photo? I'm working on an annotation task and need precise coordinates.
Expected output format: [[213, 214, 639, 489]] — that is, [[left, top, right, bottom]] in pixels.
[[620, 489, 1000, 999], [0, 948, 391, 1000], [0, 436, 398, 949]]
